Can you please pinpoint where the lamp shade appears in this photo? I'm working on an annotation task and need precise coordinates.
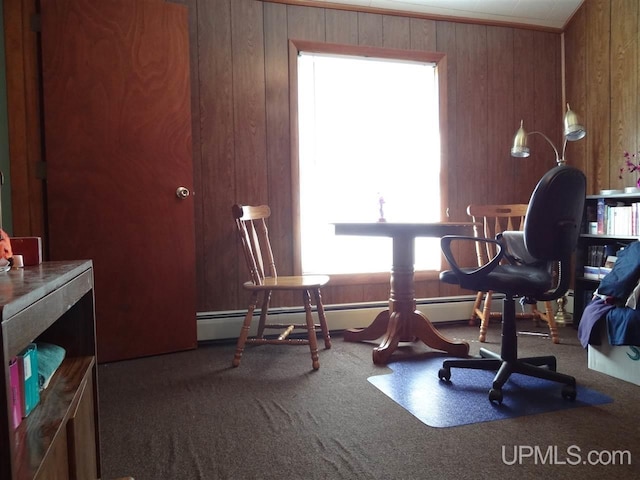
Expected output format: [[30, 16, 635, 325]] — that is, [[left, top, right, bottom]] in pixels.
[[563, 103, 586, 141], [510, 120, 530, 157]]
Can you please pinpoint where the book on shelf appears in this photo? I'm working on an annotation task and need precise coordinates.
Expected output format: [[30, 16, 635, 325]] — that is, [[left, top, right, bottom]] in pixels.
[[584, 248, 619, 279], [17, 343, 40, 417], [8, 357, 22, 429], [597, 198, 605, 234], [595, 199, 640, 236]]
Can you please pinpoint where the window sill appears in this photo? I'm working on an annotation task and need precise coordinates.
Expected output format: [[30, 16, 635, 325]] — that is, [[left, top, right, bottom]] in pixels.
[[325, 270, 442, 286]]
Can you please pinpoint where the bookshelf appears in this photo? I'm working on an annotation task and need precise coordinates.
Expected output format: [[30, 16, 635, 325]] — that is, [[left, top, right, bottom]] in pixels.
[[574, 192, 640, 324], [1, 261, 100, 480]]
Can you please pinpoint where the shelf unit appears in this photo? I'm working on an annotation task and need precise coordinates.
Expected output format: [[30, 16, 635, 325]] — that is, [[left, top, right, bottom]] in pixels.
[[574, 193, 640, 325], [1, 260, 100, 480]]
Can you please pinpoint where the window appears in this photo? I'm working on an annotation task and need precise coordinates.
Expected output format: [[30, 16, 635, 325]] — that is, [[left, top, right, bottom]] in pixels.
[[291, 41, 447, 275]]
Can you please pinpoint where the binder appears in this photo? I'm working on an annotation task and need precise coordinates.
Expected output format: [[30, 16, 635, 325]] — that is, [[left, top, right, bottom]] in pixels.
[[18, 344, 40, 417], [9, 357, 23, 429]]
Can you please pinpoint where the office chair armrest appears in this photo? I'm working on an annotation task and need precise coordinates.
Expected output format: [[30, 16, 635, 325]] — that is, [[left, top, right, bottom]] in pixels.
[[441, 235, 504, 279]]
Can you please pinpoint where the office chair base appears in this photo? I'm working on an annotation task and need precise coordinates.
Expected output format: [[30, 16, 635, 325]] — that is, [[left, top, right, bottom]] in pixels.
[[438, 348, 577, 404]]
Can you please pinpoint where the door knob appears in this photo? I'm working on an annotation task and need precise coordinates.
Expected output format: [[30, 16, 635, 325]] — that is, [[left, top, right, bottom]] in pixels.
[[176, 186, 190, 199]]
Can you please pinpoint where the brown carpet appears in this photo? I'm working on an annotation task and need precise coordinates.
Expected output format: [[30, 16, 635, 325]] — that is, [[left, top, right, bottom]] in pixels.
[[98, 321, 640, 479]]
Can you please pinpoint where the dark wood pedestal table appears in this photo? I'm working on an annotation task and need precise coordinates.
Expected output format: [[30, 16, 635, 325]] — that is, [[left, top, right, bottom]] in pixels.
[[334, 222, 475, 364]]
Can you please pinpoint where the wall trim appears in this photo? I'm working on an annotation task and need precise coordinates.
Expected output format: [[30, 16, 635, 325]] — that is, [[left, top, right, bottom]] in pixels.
[[197, 295, 495, 341], [197, 292, 573, 342]]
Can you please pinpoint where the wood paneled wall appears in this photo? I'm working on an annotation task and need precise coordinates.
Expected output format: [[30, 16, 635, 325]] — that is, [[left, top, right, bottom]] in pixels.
[[565, 0, 639, 194], [194, 0, 561, 312], [4, 0, 564, 313]]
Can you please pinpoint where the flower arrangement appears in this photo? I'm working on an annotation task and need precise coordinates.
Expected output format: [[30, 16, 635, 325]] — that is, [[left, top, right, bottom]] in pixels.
[[619, 151, 640, 188]]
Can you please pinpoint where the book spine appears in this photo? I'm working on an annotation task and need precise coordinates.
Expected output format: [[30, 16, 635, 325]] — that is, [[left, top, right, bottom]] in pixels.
[[597, 198, 605, 234], [9, 357, 23, 429], [18, 343, 40, 417]]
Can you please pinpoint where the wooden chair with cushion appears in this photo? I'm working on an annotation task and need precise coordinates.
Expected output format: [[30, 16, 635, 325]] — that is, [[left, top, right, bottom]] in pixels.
[[231, 204, 331, 370], [467, 204, 559, 343]]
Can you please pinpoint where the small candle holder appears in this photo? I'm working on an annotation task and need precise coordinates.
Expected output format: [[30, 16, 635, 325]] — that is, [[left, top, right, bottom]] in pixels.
[[554, 295, 573, 326]]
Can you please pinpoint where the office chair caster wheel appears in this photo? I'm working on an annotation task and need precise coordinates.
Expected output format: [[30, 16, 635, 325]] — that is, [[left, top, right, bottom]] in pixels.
[[561, 384, 577, 401], [488, 388, 503, 404], [438, 367, 451, 382]]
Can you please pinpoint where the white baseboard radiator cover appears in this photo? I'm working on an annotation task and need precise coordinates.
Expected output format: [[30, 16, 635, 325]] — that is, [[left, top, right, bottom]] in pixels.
[[196, 295, 502, 342]]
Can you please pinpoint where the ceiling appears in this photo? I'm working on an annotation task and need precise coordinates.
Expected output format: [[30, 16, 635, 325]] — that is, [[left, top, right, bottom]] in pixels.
[[312, 0, 585, 30]]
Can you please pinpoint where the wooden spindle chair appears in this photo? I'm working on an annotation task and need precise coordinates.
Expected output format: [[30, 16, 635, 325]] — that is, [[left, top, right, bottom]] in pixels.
[[467, 204, 559, 343], [231, 204, 331, 370]]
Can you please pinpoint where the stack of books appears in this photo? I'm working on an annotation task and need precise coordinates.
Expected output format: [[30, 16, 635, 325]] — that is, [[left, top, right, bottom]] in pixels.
[[597, 198, 640, 236], [583, 247, 618, 280]]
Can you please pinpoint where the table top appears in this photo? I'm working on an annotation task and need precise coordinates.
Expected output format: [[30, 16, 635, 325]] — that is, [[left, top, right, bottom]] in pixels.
[[333, 221, 476, 238]]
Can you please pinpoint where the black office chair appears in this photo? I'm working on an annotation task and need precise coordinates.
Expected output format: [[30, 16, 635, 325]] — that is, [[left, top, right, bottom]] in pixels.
[[437, 165, 586, 404]]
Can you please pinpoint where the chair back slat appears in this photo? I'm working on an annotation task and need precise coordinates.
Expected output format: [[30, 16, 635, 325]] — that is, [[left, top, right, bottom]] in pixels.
[[232, 204, 277, 285], [467, 204, 528, 267]]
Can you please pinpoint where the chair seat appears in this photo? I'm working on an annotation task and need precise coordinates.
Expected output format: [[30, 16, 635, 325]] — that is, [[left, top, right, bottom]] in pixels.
[[440, 264, 552, 297], [243, 275, 330, 290]]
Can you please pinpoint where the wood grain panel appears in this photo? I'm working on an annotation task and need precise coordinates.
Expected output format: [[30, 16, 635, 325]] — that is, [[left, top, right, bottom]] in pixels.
[[582, 0, 609, 193], [486, 26, 515, 204], [453, 24, 487, 234], [264, 2, 295, 306], [564, 4, 590, 183], [532, 31, 561, 187], [512, 29, 538, 197], [434, 21, 468, 298], [287, 4, 325, 41], [42, 0, 197, 361], [325, 8, 358, 44], [231, 0, 269, 304], [358, 12, 383, 47], [382, 15, 410, 49], [435, 22, 457, 220], [610, 0, 638, 190], [409, 18, 437, 51], [197, 0, 238, 311], [180, 0, 204, 308], [3, 0, 46, 240]]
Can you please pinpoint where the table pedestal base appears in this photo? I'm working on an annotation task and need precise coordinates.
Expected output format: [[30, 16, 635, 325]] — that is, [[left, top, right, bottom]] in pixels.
[[343, 309, 469, 364]]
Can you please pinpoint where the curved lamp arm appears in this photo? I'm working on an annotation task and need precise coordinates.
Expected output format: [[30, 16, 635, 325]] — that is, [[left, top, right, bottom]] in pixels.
[[510, 104, 585, 167], [527, 131, 565, 166]]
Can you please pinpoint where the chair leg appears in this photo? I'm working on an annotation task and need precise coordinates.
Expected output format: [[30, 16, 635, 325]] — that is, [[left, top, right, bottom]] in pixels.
[[303, 290, 320, 370], [542, 301, 559, 344], [439, 295, 576, 404], [470, 291, 484, 326], [313, 288, 331, 349], [256, 290, 272, 338], [478, 290, 493, 342], [233, 291, 259, 367]]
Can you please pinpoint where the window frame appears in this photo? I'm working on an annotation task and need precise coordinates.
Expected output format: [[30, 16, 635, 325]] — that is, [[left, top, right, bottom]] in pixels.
[[288, 39, 449, 283]]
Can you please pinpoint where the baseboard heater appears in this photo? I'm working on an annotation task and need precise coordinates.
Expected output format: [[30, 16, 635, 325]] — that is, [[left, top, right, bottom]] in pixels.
[[196, 294, 502, 342]]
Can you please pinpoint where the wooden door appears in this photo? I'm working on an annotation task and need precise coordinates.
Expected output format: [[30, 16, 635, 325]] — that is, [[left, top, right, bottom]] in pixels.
[[40, 0, 197, 362]]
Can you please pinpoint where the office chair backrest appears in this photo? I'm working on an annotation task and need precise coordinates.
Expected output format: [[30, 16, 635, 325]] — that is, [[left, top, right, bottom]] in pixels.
[[524, 165, 586, 262]]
